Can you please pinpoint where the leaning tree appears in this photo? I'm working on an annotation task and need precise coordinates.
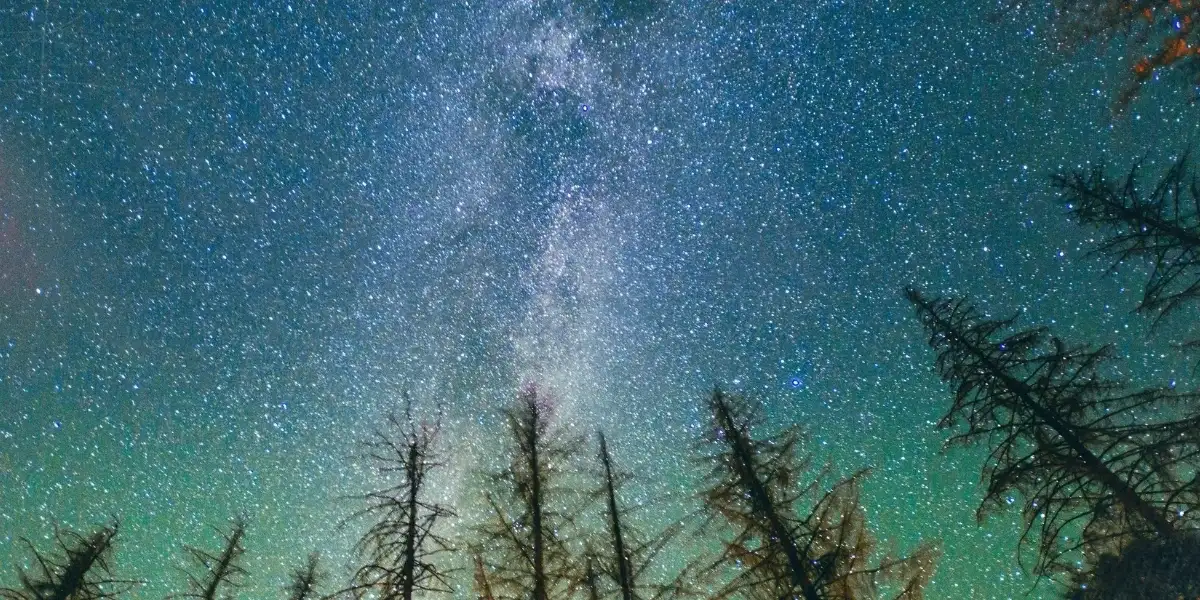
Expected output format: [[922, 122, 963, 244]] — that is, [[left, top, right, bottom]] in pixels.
[[177, 516, 249, 600], [695, 388, 938, 600], [584, 431, 686, 600], [907, 288, 1200, 579], [1054, 156, 1200, 340]]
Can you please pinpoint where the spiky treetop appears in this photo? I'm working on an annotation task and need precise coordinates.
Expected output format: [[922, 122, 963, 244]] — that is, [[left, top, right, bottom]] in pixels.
[[1, 521, 135, 600], [907, 288, 1200, 576], [696, 389, 937, 600], [178, 516, 249, 600], [588, 432, 685, 600], [345, 401, 455, 600], [476, 384, 583, 600], [285, 553, 324, 600]]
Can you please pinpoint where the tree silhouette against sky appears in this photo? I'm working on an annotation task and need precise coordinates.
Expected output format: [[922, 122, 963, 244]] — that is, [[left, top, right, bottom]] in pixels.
[[344, 398, 456, 600], [284, 553, 325, 600], [476, 384, 583, 600], [177, 516, 249, 600], [586, 432, 685, 600], [694, 388, 937, 600], [0, 520, 135, 600], [1054, 156, 1200, 339], [907, 288, 1200, 579]]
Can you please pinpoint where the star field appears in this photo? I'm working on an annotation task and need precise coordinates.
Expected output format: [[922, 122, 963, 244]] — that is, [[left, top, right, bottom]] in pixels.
[[2, 1, 1199, 598]]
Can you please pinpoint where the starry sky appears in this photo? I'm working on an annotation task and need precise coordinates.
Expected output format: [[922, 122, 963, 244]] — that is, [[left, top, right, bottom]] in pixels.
[[2, 1, 1199, 598]]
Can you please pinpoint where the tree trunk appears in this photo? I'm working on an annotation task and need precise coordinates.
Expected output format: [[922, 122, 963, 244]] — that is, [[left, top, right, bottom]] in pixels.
[[528, 408, 547, 600], [712, 393, 821, 600], [599, 433, 634, 600], [402, 440, 421, 600], [919, 299, 1176, 538]]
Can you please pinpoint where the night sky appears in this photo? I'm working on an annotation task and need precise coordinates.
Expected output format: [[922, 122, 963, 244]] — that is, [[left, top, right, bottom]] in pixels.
[[2, 1, 1198, 598]]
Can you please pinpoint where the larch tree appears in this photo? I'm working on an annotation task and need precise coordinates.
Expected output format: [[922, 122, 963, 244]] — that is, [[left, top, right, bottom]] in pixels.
[[475, 383, 583, 600], [1065, 531, 1200, 599], [906, 288, 1200, 579], [284, 553, 324, 600], [596, 432, 635, 600], [471, 552, 497, 600], [695, 388, 938, 600], [1054, 156, 1200, 336], [587, 432, 684, 600], [1051, 0, 1200, 107], [343, 400, 456, 600], [177, 516, 249, 600], [0, 520, 136, 600]]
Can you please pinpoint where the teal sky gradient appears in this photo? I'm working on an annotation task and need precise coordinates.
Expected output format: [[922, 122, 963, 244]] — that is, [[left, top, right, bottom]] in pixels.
[[2, 1, 1198, 598]]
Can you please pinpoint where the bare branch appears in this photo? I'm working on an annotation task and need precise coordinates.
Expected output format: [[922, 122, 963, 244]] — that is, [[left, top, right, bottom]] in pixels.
[[0, 519, 138, 600], [343, 393, 457, 600], [907, 288, 1200, 580], [175, 516, 249, 600], [692, 388, 939, 600]]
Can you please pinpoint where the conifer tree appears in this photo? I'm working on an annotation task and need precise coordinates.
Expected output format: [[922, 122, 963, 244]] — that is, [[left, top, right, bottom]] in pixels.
[[284, 554, 324, 600], [906, 288, 1200, 576], [0, 520, 135, 600], [696, 389, 937, 600], [178, 516, 249, 600], [597, 433, 635, 600], [588, 432, 683, 600], [471, 552, 497, 600], [1065, 532, 1200, 599], [344, 399, 455, 600], [1054, 156, 1200, 333], [476, 384, 582, 600], [1051, 0, 1200, 106]]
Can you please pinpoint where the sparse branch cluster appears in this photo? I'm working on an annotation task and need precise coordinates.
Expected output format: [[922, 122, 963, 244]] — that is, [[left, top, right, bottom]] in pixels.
[[694, 390, 937, 600], [1054, 157, 1200, 329], [344, 401, 455, 600], [0, 520, 134, 600], [1, 384, 941, 600], [903, 146, 1200, 598], [178, 516, 250, 600], [907, 289, 1200, 578]]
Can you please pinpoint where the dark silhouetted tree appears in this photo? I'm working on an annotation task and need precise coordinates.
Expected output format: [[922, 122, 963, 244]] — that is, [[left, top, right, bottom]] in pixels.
[[177, 516, 248, 600], [906, 288, 1200, 578], [1054, 156, 1200, 334], [696, 388, 938, 600], [1052, 0, 1200, 107], [476, 383, 582, 600], [586, 432, 685, 600], [597, 433, 635, 600], [1065, 531, 1200, 599], [0, 520, 136, 600], [344, 399, 456, 600], [583, 555, 603, 600], [472, 552, 497, 600], [284, 554, 324, 600]]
